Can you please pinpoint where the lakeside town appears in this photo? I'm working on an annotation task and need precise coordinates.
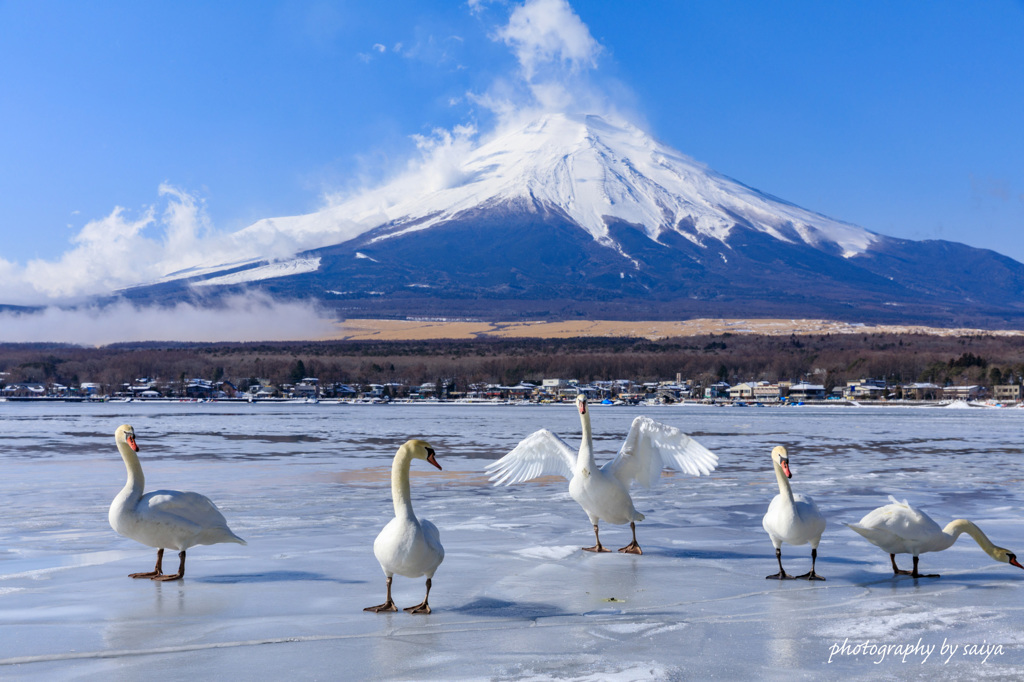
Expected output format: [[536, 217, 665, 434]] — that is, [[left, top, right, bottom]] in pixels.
[[3, 371, 1023, 407]]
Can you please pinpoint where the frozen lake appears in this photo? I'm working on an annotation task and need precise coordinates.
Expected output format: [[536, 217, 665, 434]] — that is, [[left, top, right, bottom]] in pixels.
[[1, 401, 1023, 680]]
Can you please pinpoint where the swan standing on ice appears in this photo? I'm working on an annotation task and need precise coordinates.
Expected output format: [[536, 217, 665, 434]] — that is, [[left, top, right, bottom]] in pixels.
[[487, 394, 718, 554], [762, 445, 826, 580], [365, 440, 445, 614], [108, 424, 246, 581], [846, 496, 1024, 578]]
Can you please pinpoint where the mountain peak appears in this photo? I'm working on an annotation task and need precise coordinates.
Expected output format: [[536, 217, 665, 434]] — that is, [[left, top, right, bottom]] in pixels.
[[232, 112, 878, 263]]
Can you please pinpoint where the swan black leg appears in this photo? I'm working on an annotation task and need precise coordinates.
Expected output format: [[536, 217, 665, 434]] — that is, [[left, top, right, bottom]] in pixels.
[[796, 547, 826, 580], [130, 548, 165, 579], [766, 547, 795, 579], [618, 522, 643, 555], [583, 524, 611, 553], [153, 550, 186, 581], [910, 555, 940, 579], [890, 553, 913, 575], [365, 576, 398, 612]]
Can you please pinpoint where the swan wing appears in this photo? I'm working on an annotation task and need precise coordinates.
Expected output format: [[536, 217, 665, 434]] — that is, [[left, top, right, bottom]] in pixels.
[[137, 489, 246, 544], [849, 497, 943, 544], [139, 490, 229, 527], [603, 416, 718, 489], [485, 429, 576, 485]]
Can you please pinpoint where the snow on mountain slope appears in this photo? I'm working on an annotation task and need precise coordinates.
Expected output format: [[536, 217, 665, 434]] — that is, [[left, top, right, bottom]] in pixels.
[[230, 113, 879, 264]]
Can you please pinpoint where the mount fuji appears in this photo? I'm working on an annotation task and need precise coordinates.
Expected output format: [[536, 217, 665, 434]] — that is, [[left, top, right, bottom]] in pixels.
[[123, 113, 1024, 327]]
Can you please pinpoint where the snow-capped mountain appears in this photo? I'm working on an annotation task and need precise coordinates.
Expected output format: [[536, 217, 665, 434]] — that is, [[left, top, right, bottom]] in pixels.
[[125, 114, 1024, 327], [227, 113, 876, 262]]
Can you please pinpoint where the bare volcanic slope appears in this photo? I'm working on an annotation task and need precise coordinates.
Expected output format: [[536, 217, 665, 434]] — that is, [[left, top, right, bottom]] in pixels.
[[121, 114, 1024, 327]]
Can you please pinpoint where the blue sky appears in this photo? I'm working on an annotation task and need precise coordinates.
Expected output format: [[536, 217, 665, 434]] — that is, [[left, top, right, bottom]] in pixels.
[[1, 0, 1023, 305]]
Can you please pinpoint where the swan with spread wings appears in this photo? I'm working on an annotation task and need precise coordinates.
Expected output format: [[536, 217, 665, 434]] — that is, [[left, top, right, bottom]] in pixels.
[[486, 394, 718, 554]]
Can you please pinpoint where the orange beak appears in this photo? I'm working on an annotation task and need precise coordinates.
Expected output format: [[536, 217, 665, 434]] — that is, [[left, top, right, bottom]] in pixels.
[[1010, 556, 1023, 570], [126, 434, 139, 452], [578, 401, 586, 415], [426, 450, 441, 470], [780, 459, 791, 478]]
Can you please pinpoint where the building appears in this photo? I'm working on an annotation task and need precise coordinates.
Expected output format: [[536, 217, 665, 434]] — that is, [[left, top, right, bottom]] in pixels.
[[787, 383, 826, 401], [993, 384, 1023, 403], [902, 382, 941, 401], [845, 379, 888, 400], [704, 382, 730, 400], [942, 385, 985, 401], [728, 382, 755, 400], [752, 382, 787, 402]]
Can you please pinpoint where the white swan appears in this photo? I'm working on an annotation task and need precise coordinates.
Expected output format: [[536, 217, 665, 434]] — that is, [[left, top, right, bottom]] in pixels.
[[762, 445, 826, 580], [846, 496, 1024, 578], [486, 394, 717, 554], [108, 424, 246, 581], [365, 440, 445, 614]]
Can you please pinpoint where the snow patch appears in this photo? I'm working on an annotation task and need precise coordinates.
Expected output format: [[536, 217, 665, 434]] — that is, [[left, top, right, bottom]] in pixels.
[[192, 258, 321, 287]]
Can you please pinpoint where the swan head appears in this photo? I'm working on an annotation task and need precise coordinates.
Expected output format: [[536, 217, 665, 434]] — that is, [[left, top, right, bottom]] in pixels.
[[403, 439, 441, 470], [115, 424, 139, 453], [771, 445, 791, 478], [992, 547, 1024, 570], [575, 393, 588, 415]]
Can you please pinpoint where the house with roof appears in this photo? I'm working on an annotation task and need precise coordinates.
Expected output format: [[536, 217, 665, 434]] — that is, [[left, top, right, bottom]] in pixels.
[[942, 385, 986, 401], [787, 382, 826, 401], [902, 382, 941, 401]]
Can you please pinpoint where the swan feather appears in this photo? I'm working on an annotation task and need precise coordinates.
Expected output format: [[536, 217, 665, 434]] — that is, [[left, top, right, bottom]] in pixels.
[[485, 428, 576, 485], [604, 416, 719, 488]]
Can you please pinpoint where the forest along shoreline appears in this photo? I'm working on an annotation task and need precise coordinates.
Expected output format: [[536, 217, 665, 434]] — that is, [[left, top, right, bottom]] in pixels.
[[1, 333, 1022, 405]]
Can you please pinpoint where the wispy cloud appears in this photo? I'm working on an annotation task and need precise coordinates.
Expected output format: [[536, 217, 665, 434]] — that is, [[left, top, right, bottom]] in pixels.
[[497, 0, 601, 81]]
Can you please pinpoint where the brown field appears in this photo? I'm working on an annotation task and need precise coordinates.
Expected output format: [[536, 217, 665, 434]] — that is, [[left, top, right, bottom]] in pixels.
[[326, 318, 1024, 341]]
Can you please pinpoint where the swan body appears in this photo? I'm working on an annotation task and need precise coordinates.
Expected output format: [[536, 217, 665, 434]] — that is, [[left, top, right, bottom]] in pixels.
[[487, 394, 717, 554], [108, 424, 245, 581], [762, 445, 826, 580], [365, 439, 445, 614], [846, 496, 1024, 578]]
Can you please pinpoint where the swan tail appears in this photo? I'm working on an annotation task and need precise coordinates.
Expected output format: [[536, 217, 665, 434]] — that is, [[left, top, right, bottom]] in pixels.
[[204, 527, 246, 546], [844, 522, 870, 538]]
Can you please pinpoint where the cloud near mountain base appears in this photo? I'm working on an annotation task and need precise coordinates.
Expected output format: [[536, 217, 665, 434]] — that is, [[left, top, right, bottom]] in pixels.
[[0, 294, 336, 345]]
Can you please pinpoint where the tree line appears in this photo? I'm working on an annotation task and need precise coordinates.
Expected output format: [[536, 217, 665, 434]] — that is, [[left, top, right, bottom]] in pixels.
[[0, 333, 1022, 395]]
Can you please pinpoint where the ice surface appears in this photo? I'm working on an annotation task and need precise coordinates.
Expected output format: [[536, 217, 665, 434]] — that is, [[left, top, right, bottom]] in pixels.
[[1, 402, 1023, 680]]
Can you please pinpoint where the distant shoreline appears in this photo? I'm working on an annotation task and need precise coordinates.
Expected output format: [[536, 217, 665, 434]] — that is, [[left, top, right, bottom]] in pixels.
[[1, 396, 1014, 410], [324, 318, 1024, 341]]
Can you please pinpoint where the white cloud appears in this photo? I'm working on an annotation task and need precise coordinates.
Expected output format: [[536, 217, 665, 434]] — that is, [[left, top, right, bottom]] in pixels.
[[373, 43, 386, 53], [496, 0, 601, 81], [0, 294, 336, 345], [463, 0, 632, 133], [0, 184, 301, 306]]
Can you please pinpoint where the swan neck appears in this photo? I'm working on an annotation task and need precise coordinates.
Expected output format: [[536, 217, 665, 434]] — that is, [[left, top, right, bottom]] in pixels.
[[577, 407, 596, 468], [391, 448, 416, 519], [118, 440, 145, 500], [943, 519, 997, 556], [773, 460, 794, 501]]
